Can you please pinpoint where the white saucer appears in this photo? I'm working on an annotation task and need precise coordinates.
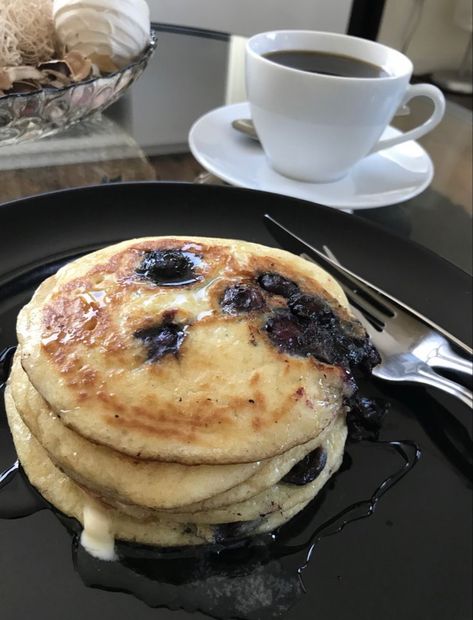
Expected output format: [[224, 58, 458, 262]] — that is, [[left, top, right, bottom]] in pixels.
[[189, 102, 434, 210]]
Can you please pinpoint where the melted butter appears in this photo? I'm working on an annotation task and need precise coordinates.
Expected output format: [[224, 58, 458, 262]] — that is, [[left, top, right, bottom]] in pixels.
[[80, 500, 117, 562], [147, 276, 226, 322]]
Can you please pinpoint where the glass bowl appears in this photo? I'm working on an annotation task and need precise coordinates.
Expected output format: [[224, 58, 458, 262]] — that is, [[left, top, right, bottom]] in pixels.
[[0, 28, 158, 147]]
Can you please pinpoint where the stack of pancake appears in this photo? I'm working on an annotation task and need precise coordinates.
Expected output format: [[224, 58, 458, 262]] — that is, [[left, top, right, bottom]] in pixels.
[[5, 236, 377, 553]]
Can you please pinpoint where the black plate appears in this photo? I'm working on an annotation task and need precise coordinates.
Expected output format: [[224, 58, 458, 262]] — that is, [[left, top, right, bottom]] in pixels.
[[0, 183, 471, 620]]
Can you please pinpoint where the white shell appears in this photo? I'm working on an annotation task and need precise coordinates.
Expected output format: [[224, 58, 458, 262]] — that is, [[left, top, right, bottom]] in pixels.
[[53, 0, 151, 67]]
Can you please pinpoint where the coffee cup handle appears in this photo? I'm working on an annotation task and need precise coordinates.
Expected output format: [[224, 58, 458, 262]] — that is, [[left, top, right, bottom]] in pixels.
[[370, 83, 446, 154]]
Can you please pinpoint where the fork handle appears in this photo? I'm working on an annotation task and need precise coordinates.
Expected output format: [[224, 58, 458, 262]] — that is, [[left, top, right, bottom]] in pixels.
[[415, 363, 473, 408], [428, 342, 473, 376]]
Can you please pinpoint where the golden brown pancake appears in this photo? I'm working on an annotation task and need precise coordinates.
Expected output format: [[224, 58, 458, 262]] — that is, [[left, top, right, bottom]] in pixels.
[[10, 351, 340, 511], [18, 237, 353, 464], [7, 235, 382, 549], [80, 414, 347, 525], [5, 386, 346, 545], [9, 352, 265, 509]]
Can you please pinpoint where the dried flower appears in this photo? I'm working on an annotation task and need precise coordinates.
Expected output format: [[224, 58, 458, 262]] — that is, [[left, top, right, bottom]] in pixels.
[[0, 0, 56, 67]]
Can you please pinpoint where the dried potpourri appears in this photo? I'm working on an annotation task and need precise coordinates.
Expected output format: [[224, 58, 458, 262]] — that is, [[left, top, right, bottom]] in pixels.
[[0, 0, 124, 97]]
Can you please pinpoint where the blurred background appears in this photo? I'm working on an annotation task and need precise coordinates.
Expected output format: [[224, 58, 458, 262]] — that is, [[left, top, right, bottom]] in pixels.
[[125, 0, 473, 153], [148, 0, 472, 77], [1, 0, 471, 227]]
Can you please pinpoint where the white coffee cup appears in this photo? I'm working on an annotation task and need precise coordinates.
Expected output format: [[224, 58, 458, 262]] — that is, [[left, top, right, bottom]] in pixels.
[[245, 30, 446, 183]]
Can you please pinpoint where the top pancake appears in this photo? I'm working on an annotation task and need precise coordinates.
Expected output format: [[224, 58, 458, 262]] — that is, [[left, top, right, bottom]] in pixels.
[[18, 236, 352, 464]]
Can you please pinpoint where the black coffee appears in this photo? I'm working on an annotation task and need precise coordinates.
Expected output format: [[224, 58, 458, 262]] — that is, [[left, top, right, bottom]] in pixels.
[[264, 50, 389, 79]]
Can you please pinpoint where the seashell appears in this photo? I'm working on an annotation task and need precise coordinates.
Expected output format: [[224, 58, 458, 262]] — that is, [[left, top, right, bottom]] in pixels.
[[10, 80, 43, 94], [39, 52, 93, 83], [5, 66, 46, 83], [63, 51, 93, 81], [88, 53, 119, 75], [1, 66, 45, 95], [39, 70, 71, 87], [38, 60, 72, 78], [53, 0, 150, 68]]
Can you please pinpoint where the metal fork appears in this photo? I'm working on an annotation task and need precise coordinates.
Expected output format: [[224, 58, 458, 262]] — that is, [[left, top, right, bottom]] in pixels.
[[321, 248, 473, 409]]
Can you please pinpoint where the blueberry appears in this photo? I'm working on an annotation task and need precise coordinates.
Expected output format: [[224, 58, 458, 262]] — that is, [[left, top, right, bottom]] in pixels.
[[360, 339, 382, 371], [220, 284, 266, 314], [350, 394, 386, 427], [346, 393, 388, 440], [337, 334, 381, 372], [298, 324, 344, 365], [136, 249, 196, 285], [288, 292, 334, 324], [296, 320, 380, 372], [262, 287, 382, 440], [282, 447, 328, 485], [257, 272, 299, 298], [264, 311, 304, 352], [134, 322, 186, 362]]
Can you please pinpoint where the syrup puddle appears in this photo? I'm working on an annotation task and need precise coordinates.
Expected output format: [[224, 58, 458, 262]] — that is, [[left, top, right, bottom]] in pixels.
[[0, 438, 420, 619], [293, 440, 420, 588]]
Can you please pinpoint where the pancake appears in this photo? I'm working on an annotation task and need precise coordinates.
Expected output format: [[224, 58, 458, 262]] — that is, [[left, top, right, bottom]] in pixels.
[[5, 386, 209, 547], [83, 413, 347, 525], [5, 386, 345, 545], [10, 352, 265, 510], [8, 235, 381, 550], [174, 418, 338, 512], [17, 236, 355, 464], [11, 352, 339, 511]]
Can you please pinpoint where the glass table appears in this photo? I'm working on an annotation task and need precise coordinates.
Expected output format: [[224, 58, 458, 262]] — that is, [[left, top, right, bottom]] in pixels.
[[0, 24, 471, 274]]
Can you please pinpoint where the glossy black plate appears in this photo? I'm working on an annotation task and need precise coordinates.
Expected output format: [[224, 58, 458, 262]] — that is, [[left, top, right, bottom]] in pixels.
[[0, 183, 471, 620]]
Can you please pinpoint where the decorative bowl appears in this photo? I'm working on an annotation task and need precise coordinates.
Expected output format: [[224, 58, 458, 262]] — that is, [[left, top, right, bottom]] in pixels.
[[0, 28, 157, 147]]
